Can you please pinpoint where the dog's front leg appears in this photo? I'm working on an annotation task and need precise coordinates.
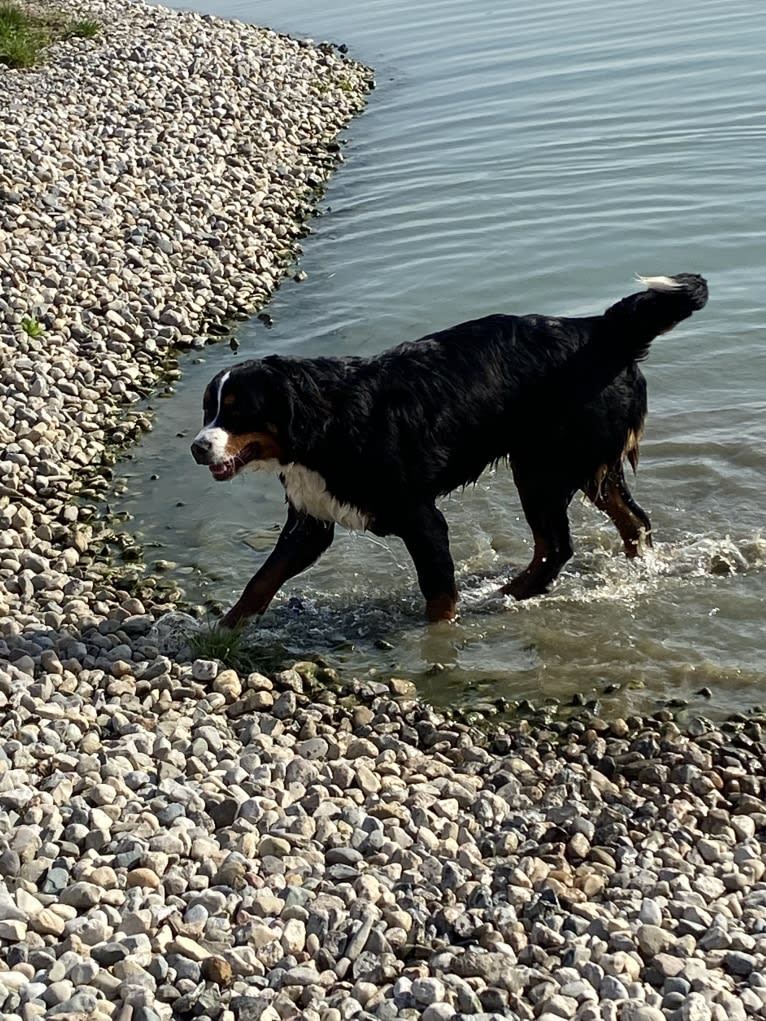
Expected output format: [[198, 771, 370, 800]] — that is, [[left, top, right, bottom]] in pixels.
[[396, 504, 458, 623], [220, 505, 334, 628]]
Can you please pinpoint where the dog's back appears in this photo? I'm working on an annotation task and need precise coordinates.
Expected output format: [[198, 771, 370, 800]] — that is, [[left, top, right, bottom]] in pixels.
[[399, 272, 707, 405], [360, 273, 708, 500]]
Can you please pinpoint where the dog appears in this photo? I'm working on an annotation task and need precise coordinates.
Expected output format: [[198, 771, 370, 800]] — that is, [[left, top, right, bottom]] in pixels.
[[191, 273, 708, 627]]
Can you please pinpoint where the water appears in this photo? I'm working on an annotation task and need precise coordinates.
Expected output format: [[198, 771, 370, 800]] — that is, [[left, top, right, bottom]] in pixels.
[[120, 0, 766, 716]]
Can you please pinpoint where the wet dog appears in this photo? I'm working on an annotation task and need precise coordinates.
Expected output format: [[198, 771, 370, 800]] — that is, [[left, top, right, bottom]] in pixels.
[[191, 273, 708, 626]]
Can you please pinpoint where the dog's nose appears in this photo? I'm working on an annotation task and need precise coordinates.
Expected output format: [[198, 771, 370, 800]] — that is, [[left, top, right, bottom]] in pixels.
[[191, 437, 211, 464]]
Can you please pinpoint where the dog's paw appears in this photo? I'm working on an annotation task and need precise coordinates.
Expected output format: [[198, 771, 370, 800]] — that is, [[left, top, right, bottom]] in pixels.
[[500, 577, 548, 601]]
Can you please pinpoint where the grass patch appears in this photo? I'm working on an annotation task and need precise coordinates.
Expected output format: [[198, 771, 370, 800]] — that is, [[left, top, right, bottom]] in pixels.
[[20, 314, 45, 337], [67, 18, 99, 39], [0, 3, 100, 68], [190, 623, 260, 675]]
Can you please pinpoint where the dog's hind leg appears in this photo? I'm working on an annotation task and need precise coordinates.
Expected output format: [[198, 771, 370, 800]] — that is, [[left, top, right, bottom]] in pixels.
[[501, 472, 574, 600], [220, 504, 335, 628], [396, 504, 459, 622], [584, 462, 652, 558]]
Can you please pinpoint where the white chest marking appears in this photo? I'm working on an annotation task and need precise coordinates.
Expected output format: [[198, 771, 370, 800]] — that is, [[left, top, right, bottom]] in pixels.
[[281, 463, 369, 531]]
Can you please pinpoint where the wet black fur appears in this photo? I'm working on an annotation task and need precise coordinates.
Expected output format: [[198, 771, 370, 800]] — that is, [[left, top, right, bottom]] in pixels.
[[196, 274, 708, 624]]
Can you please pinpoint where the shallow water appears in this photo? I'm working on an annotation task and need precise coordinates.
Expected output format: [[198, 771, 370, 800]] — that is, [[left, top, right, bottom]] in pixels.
[[124, 0, 766, 715]]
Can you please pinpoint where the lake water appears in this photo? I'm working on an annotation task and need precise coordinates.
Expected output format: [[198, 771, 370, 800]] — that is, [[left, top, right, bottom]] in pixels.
[[121, 0, 766, 717]]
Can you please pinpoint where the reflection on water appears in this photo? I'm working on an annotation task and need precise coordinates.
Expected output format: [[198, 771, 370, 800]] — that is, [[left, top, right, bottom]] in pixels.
[[122, 0, 766, 715]]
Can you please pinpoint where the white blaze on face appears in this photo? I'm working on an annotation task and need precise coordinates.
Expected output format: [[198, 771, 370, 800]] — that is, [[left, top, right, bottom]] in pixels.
[[193, 370, 231, 460]]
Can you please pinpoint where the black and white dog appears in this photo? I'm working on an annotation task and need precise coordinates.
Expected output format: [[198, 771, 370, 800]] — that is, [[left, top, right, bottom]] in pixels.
[[191, 274, 708, 626]]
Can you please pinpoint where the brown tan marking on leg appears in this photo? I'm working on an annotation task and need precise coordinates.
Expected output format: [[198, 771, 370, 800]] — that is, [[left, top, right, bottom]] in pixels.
[[585, 461, 652, 558], [425, 592, 458, 623]]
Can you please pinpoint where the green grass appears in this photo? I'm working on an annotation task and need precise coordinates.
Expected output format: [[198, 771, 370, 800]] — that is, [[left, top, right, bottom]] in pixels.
[[0, 3, 100, 69], [20, 314, 45, 337], [190, 623, 260, 675], [67, 18, 99, 40]]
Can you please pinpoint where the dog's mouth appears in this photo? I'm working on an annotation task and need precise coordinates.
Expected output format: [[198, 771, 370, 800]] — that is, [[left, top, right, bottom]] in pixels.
[[209, 461, 239, 481], [208, 442, 261, 482]]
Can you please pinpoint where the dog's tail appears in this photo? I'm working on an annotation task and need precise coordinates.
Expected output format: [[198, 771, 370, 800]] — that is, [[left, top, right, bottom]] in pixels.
[[559, 272, 708, 404], [603, 272, 708, 362]]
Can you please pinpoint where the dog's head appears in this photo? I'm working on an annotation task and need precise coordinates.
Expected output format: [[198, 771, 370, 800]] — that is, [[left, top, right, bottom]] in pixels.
[[190, 361, 289, 481]]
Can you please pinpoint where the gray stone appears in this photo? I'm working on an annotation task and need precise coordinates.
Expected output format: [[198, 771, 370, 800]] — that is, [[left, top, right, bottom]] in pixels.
[[637, 924, 676, 957], [542, 993, 578, 1018], [600, 976, 630, 1000], [621, 1008, 666, 1021], [638, 899, 664, 927], [682, 993, 713, 1021], [421, 1006, 457, 1021], [452, 951, 524, 991], [0, 850, 21, 877], [651, 953, 686, 978], [0, 919, 27, 941], [47, 992, 99, 1016], [295, 738, 329, 760], [191, 658, 218, 682], [60, 881, 101, 908], [724, 951, 756, 976], [411, 977, 446, 1005]]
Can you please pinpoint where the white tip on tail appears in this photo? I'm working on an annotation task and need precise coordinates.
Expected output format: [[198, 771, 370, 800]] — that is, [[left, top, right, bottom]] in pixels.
[[634, 273, 682, 292]]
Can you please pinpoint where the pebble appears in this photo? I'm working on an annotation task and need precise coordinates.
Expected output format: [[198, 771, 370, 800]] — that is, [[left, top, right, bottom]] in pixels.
[[421, 1006, 456, 1021], [0, 920, 27, 941], [169, 937, 211, 962], [191, 659, 218, 683], [200, 957, 232, 986], [125, 869, 161, 890], [637, 924, 676, 957], [411, 977, 446, 1005]]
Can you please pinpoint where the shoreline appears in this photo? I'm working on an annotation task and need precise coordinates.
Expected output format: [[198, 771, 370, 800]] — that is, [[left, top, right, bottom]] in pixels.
[[1, 3, 766, 1021], [0, 0, 372, 624]]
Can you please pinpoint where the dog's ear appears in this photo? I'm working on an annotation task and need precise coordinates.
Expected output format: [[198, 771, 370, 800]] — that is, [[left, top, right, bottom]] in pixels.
[[286, 370, 330, 457], [261, 359, 328, 460]]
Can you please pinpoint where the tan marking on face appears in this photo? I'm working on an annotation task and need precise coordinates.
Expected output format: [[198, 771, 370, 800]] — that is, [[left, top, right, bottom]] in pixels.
[[223, 392, 237, 407], [224, 431, 285, 462]]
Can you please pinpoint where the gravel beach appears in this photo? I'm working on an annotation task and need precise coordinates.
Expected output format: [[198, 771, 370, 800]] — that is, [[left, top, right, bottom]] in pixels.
[[1, 2, 766, 1020]]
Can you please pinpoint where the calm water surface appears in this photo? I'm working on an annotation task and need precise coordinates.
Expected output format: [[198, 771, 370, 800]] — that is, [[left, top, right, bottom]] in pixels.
[[123, 0, 766, 716]]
